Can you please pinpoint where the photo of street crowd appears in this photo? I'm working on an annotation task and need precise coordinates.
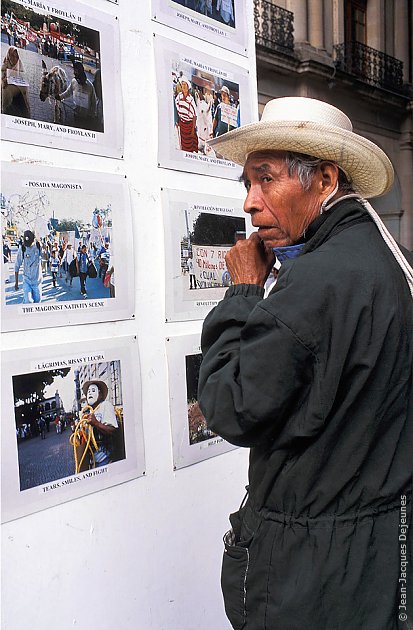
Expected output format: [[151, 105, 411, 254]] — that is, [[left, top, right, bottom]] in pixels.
[[1, 163, 135, 333], [13, 359, 125, 492], [2, 179, 115, 308], [155, 36, 251, 178], [172, 65, 240, 157], [172, 0, 236, 28], [166, 334, 237, 469], [1, 0, 104, 132]]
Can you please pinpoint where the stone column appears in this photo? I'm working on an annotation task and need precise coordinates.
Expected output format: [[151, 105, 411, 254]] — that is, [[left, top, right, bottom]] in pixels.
[[399, 105, 413, 249], [394, 0, 409, 82], [366, 0, 384, 50], [287, 0, 308, 42], [308, 0, 324, 48]]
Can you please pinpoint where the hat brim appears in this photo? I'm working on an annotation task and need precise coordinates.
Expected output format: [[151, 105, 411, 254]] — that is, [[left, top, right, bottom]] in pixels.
[[207, 120, 394, 198]]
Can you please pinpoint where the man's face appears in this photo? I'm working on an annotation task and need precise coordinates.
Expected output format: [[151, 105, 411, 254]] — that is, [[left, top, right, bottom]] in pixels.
[[10, 49, 19, 65], [241, 151, 322, 250], [86, 384, 100, 406]]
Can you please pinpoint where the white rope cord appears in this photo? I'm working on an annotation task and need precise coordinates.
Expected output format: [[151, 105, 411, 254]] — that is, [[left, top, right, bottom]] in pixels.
[[324, 194, 413, 298]]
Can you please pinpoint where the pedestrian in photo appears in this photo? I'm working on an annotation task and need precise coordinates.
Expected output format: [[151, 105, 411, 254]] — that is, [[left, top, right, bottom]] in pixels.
[[61, 242, 75, 285], [14, 230, 43, 304], [107, 251, 115, 298], [81, 380, 119, 467], [49, 249, 59, 288], [3, 237, 12, 283], [213, 85, 237, 138], [187, 254, 197, 289], [99, 241, 110, 281], [1, 46, 31, 117], [38, 417, 46, 440], [196, 91, 213, 153], [58, 242, 65, 277], [76, 244, 90, 297], [199, 97, 413, 630], [54, 414, 61, 434], [56, 61, 97, 129], [40, 242, 49, 274], [175, 76, 198, 153], [216, 0, 235, 26]]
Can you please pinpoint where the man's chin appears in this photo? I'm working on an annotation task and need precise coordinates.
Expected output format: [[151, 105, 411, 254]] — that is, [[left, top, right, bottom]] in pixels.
[[262, 238, 293, 251]]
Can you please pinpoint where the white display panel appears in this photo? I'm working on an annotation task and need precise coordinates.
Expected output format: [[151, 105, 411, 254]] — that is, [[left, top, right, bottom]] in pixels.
[[166, 333, 237, 469], [1, 336, 145, 523], [152, 0, 248, 56], [1, 0, 123, 157], [163, 187, 246, 321], [1, 162, 134, 331], [154, 34, 252, 179]]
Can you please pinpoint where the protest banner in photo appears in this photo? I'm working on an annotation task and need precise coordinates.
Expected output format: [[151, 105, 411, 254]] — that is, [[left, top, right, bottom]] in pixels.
[[1, 0, 123, 157], [152, 0, 248, 56], [166, 334, 237, 469], [1, 336, 145, 523], [154, 34, 252, 179], [1, 162, 134, 332], [163, 188, 246, 321]]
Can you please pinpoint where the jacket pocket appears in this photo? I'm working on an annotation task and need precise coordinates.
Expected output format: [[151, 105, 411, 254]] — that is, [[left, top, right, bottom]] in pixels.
[[221, 529, 252, 630]]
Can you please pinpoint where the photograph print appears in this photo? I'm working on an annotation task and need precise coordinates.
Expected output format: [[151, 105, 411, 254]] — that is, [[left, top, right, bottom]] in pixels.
[[152, 0, 247, 56], [13, 358, 126, 492], [155, 35, 252, 179], [1, 162, 134, 332], [1, 336, 145, 523], [1, 0, 123, 157], [163, 188, 246, 321], [166, 333, 237, 469]]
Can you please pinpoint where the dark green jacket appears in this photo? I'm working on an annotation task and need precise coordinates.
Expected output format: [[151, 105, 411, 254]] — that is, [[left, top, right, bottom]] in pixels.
[[199, 199, 413, 630]]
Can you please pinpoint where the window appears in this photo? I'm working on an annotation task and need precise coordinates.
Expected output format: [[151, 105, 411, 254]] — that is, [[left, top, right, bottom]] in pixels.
[[345, 0, 367, 44]]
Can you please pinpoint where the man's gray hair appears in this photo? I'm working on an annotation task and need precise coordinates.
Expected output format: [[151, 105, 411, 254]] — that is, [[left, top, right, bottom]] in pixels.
[[284, 152, 354, 193]]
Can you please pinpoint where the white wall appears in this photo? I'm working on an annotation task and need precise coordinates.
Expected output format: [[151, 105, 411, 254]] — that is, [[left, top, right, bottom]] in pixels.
[[1, 1, 258, 628]]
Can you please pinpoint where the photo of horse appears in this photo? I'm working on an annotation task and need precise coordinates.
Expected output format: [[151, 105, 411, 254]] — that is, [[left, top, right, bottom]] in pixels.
[[1, 0, 104, 132]]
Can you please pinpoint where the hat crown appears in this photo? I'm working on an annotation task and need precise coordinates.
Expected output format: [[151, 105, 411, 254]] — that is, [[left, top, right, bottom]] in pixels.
[[261, 97, 353, 132]]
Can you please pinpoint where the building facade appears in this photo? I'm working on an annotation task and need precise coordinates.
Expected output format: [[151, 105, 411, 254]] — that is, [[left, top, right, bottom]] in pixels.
[[38, 390, 65, 422], [254, 0, 413, 248]]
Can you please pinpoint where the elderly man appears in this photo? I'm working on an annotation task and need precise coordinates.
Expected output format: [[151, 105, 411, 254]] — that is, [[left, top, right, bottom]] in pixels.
[[198, 97, 413, 629]]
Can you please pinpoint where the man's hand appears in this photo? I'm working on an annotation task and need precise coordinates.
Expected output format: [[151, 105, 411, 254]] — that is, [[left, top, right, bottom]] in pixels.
[[85, 412, 97, 427], [225, 232, 275, 286]]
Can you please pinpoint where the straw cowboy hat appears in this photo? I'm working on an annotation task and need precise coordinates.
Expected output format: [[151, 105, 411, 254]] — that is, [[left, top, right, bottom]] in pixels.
[[207, 97, 393, 198], [82, 379, 108, 401]]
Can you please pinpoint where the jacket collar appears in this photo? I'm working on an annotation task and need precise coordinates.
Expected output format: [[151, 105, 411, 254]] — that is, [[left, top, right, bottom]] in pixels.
[[302, 198, 371, 255]]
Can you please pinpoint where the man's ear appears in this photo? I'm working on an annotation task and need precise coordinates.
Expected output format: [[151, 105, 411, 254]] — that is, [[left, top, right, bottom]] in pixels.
[[319, 162, 339, 195]]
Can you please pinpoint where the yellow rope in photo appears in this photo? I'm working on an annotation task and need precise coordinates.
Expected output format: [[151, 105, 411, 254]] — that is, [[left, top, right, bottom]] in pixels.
[[69, 405, 99, 473]]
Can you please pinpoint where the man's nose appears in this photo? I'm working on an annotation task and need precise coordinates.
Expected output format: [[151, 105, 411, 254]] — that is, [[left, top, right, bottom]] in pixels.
[[244, 185, 263, 215]]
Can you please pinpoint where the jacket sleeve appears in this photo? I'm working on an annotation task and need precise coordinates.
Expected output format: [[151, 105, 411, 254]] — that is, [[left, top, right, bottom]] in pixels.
[[198, 284, 323, 447]]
